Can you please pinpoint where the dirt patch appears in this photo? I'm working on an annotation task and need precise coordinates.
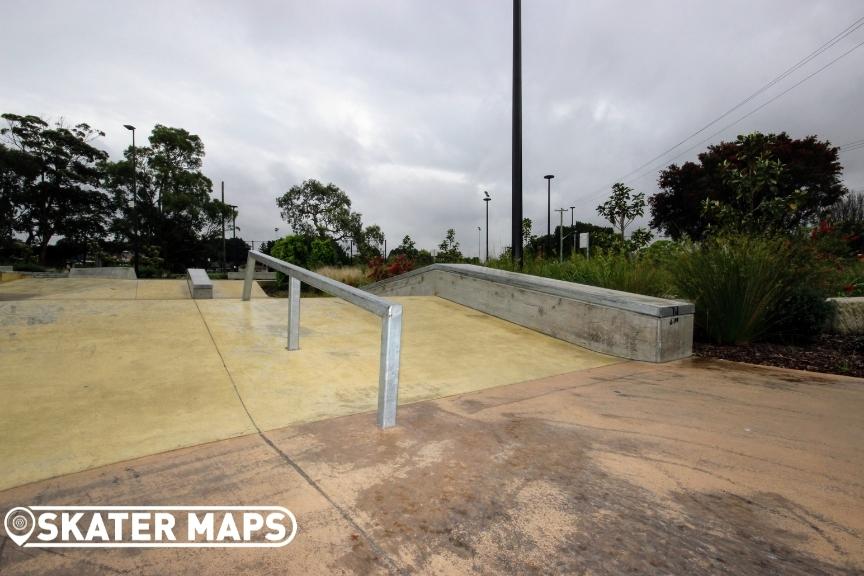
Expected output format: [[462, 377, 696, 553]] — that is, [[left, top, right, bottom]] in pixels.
[[695, 334, 864, 378], [285, 403, 860, 575]]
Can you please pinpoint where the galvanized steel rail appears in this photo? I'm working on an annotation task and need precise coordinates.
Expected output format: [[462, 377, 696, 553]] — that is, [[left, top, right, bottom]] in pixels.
[[242, 250, 403, 428]]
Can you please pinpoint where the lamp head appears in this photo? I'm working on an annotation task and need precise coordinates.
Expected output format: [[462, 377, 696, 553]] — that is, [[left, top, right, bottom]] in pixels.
[[123, 124, 136, 131], [544, 174, 554, 180]]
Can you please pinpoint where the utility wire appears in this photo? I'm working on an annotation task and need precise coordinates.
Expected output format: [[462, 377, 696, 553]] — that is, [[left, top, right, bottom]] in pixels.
[[838, 138, 864, 151], [578, 15, 864, 203], [613, 15, 864, 185], [840, 142, 864, 152], [616, 37, 864, 187]]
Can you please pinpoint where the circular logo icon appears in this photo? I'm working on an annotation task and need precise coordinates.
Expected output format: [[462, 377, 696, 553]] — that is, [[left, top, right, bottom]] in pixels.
[[4, 507, 36, 546]]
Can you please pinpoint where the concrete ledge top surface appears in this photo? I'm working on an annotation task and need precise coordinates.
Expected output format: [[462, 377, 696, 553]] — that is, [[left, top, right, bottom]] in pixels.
[[187, 268, 213, 286], [366, 263, 694, 317]]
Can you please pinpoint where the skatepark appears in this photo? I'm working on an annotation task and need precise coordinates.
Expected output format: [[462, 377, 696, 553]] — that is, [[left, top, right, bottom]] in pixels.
[[1, 269, 863, 574]]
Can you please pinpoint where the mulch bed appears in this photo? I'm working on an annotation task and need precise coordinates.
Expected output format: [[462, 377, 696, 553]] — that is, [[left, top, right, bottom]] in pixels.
[[694, 334, 864, 378]]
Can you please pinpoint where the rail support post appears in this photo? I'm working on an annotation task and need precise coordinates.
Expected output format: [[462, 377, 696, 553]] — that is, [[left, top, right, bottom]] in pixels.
[[286, 276, 301, 350], [242, 253, 256, 301], [377, 304, 403, 429]]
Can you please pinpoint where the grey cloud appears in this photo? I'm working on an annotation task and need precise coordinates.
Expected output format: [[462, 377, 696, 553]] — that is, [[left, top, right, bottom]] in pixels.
[[2, 0, 862, 251]]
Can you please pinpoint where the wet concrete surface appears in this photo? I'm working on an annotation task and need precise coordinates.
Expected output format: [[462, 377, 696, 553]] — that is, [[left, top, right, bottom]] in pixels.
[[1, 360, 861, 575], [1, 283, 616, 490]]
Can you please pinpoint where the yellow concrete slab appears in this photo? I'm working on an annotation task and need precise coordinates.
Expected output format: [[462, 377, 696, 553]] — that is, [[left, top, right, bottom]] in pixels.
[[0, 299, 256, 490], [0, 277, 267, 300], [134, 279, 191, 299], [0, 277, 138, 300], [1, 283, 616, 490], [213, 279, 268, 299], [197, 296, 621, 431]]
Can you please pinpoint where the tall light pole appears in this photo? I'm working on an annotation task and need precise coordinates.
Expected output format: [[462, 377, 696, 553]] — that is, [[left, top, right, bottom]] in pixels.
[[555, 207, 567, 263], [483, 191, 491, 263], [221, 181, 226, 273], [570, 205, 576, 254], [123, 124, 139, 275], [227, 204, 238, 239], [511, 0, 523, 269], [544, 174, 554, 243]]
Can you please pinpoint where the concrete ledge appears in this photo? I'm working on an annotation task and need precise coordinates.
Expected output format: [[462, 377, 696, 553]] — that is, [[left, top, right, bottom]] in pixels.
[[828, 297, 864, 334], [187, 268, 214, 299], [227, 270, 277, 280], [69, 266, 137, 280], [365, 264, 694, 362]]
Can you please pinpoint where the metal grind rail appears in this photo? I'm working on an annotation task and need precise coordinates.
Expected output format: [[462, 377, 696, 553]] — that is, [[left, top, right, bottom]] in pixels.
[[242, 250, 403, 429]]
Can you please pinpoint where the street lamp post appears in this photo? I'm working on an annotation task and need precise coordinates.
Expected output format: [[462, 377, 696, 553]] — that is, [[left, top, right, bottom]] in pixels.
[[544, 174, 554, 247], [555, 207, 567, 263], [511, 0, 523, 269], [123, 124, 139, 275], [221, 181, 226, 273], [483, 191, 491, 263], [570, 205, 575, 254]]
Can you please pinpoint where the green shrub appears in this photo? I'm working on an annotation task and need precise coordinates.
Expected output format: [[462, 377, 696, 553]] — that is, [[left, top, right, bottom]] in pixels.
[[673, 236, 824, 344], [769, 284, 836, 344], [308, 237, 339, 269], [13, 263, 47, 272], [136, 266, 164, 279], [271, 235, 311, 288], [489, 252, 673, 298]]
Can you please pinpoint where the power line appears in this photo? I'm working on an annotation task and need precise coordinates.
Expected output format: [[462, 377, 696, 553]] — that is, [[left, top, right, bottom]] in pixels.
[[840, 142, 864, 153], [582, 35, 864, 201], [578, 15, 864, 203], [617, 37, 864, 187], [612, 15, 864, 185], [838, 138, 864, 151]]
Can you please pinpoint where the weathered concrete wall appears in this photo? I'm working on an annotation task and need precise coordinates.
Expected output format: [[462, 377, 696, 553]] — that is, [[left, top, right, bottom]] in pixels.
[[365, 264, 694, 362], [69, 266, 137, 280], [828, 297, 864, 335]]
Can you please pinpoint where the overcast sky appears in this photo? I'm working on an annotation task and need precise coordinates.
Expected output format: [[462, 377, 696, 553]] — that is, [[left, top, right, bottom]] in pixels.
[[3, 0, 863, 255]]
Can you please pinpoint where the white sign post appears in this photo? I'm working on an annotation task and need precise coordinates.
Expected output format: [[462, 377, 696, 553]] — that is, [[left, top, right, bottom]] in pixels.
[[579, 232, 590, 259]]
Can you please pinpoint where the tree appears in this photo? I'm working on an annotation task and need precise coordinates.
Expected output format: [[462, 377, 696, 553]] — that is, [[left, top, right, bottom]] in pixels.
[[0, 143, 39, 256], [1, 113, 110, 263], [521, 218, 534, 246], [650, 132, 847, 240], [436, 228, 463, 263], [105, 125, 232, 272], [390, 235, 419, 260], [355, 224, 384, 261], [597, 183, 646, 241], [276, 179, 361, 241]]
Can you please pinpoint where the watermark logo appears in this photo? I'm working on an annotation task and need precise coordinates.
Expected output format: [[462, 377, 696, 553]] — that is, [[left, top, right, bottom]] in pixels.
[[3, 506, 297, 548]]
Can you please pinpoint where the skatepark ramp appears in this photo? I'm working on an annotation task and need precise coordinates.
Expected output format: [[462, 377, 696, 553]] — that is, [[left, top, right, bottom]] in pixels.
[[243, 250, 403, 428], [365, 264, 694, 362]]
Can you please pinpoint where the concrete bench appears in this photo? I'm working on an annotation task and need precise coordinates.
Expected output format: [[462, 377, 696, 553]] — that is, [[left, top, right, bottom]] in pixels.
[[186, 268, 213, 299], [364, 264, 694, 363]]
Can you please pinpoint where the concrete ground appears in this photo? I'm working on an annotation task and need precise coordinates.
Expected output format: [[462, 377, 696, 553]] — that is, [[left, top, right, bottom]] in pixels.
[[0, 277, 268, 300], [0, 360, 861, 575], [0, 278, 617, 490]]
